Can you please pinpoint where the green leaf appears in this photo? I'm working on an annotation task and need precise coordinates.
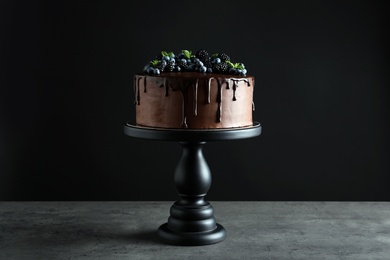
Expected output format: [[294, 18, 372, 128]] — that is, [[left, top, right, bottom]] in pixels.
[[150, 59, 159, 66], [161, 51, 174, 58], [212, 53, 219, 57], [167, 51, 174, 58], [226, 60, 234, 68], [234, 62, 245, 70], [182, 50, 192, 59]]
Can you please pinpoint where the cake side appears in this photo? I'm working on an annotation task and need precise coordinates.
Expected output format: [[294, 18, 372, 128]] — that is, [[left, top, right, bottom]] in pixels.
[[134, 73, 254, 129]]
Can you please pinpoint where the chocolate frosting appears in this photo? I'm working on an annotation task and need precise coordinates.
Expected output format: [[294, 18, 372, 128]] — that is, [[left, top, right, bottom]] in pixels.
[[134, 72, 254, 129]]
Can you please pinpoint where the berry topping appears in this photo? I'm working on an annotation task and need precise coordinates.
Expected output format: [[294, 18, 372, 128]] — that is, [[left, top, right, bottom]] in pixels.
[[219, 53, 230, 62], [196, 49, 209, 62], [213, 62, 229, 73], [142, 49, 248, 75], [166, 60, 175, 72]]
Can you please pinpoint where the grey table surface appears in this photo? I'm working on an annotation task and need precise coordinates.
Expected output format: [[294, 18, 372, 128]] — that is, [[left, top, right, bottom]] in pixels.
[[0, 201, 389, 260]]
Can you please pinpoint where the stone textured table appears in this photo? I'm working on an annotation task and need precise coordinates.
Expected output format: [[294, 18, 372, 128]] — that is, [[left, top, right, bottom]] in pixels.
[[0, 202, 389, 259]]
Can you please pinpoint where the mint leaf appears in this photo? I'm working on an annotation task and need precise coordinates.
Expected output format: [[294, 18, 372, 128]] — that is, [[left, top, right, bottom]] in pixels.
[[234, 63, 245, 70], [161, 51, 168, 57], [182, 50, 191, 59], [151, 59, 159, 66], [167, 51, 174, 58], [226, 60, 234, 68]]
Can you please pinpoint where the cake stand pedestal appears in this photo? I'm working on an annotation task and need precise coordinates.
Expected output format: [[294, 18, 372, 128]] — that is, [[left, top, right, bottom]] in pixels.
[[123, 122, 261, 246]]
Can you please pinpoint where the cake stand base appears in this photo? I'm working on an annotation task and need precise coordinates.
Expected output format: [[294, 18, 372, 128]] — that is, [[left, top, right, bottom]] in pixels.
[[157, 223, 226, 246], [123, 122, 261, 246]]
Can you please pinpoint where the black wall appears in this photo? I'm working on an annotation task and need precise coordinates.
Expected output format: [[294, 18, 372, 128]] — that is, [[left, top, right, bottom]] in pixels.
[[1, 0, 389, 201]]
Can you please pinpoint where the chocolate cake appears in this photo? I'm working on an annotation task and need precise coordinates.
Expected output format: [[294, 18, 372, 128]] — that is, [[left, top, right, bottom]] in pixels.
[[133, 50, 255, 129]]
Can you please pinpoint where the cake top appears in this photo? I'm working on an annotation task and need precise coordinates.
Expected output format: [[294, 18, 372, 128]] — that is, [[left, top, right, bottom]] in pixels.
[[142, 49, 248, 76]]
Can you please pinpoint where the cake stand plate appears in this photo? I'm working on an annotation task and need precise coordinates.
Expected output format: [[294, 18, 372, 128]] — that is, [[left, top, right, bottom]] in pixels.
[[123, 122, 261, 246]]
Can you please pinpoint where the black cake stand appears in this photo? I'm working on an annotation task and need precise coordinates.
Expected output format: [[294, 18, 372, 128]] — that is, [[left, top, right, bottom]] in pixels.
[[123, 122, 261, 246]]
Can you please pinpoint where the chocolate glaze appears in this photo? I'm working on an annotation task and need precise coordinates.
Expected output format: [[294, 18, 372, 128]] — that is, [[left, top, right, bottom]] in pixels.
[[134, 72, 254, 129]]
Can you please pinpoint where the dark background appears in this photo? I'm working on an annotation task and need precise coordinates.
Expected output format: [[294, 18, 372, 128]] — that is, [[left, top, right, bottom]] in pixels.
[[1, 0, 389, 201]]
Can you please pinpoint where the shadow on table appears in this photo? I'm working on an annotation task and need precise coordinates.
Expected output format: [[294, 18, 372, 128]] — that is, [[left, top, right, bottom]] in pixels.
[[111, 229, 161, 245], [5, 222, 164, 247]]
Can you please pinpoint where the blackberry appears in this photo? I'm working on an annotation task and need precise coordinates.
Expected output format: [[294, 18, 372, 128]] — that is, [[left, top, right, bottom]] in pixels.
[[155, 61, 166, 72], [213, 62, 229, 73], [178, 59, 188, 70], [196, 49, 209, 62], [219, 62, 229, 72], [166, 60, 175, 72], [212, 63, 220, 72], [203, 57, 212, 68], [219, 53, 230, 62]]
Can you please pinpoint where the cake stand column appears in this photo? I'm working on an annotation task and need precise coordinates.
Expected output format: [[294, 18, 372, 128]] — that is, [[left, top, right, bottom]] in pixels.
[[157, 141, 226, 245], [123, 122, 261, 246]]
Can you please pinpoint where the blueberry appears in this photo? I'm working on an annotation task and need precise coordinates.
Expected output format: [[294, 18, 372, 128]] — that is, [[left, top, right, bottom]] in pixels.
[[241, 69, 247, 75], [161, 60, 167, 66], [175, 66, 181, 72], [199, 66, 207, 73], [207, 67, 213, 73], [214, 58, 221, 64], [197, 60, 203, 66], [146, 67, 154, 74], [163, 56, 170, 61], [143, 64, 150, 72], [180, 58, 187, 64], [229, 68, 236, 74], [155, 68, 160, 75]]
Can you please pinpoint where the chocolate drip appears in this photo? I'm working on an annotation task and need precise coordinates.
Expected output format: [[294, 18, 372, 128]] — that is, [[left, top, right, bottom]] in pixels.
[[225, 80, 230, 89], [216, 79, 223, 122], [180, 90, 188, 128], [143, 76, 147, 93], [206, 78, 212, 104], [232, 80, 238, 101], [136, 76, 142, 105], [230, 78, 251, 101], [193, 79, 199, 116], [165, 78, 198, 128]]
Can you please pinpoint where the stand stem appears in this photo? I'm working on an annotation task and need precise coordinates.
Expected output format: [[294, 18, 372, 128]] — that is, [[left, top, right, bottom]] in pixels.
[[157, 141, 226, 245], [175, 142, 210, 206]]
